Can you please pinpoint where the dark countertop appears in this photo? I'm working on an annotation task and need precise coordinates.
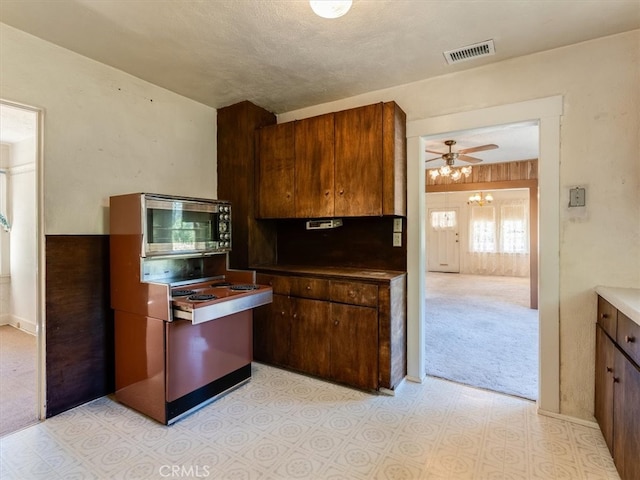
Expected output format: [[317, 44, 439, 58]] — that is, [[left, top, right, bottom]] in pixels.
[[253, 264, 406, 282]]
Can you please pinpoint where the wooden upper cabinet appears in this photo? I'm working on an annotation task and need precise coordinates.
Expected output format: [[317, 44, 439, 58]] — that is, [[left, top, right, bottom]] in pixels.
[[256, 122, 295, 218], [335, 103, 383, 216], [255, 101, 406, 219], [382, 101, 407, 216], [294, 113, 335, 218]]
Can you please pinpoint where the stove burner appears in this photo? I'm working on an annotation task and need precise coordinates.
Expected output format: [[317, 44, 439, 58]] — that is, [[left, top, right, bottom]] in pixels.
[[173, 290, 196, 297], [229, 284, 259, 291], [211, 282, 233, 287], [187, 294, 218, 302]]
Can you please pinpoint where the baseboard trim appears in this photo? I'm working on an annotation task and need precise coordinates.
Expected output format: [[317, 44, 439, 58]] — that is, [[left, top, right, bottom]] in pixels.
[[2, 315, 36, 335], [537, 408, 600, 429], [405, 374, 425, 384]]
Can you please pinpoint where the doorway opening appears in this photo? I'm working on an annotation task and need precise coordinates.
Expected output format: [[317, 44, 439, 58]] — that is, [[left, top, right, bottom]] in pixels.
[[0, 101, 42, 436], [425, 176, 539, 400], [406, 95, 562, 413]]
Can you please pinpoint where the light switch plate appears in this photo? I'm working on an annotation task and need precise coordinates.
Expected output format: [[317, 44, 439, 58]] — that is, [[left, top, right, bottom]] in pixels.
[[393, 218, 403, 232]]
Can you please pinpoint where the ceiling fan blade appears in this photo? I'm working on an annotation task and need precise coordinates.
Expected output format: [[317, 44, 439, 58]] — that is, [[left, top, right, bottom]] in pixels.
[[425, 156, 442, 163], [425, 149, 446, 155], [458, 154, 483, 164], [459, 143, 498, 154]]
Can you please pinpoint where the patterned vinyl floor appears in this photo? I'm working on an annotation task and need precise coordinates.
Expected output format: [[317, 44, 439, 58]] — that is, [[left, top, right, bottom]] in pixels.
[[0, 363, 619, 480]]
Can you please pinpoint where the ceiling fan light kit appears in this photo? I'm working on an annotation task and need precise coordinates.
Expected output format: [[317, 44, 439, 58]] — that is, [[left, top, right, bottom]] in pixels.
[[429, 165, 472, 181], [426, 139, 498, 182]]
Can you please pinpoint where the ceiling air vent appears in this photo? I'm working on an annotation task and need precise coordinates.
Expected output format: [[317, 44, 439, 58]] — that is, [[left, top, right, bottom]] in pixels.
[[443, 40, 495, 65]]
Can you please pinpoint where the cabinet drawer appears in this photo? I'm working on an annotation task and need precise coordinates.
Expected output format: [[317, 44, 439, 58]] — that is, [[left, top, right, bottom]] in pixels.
[[330, 281, 378, 307], [617, 313, 640, 366], [256, 274, 291, 296], [598, 296, 617, 338], [289, 276, 330, 300]]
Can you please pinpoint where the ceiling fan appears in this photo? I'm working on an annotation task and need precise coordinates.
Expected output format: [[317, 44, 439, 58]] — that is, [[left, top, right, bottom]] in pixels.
[[425, 139, 499, 165]]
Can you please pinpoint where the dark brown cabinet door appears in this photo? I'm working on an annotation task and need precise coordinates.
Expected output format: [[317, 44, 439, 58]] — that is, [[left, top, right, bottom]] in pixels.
[[597, 296, 617, 338], [613, 347, 640, 480], [594, 325, 615, 454], [256, 122, 295, 218], [334, 103, 383, 217], [295, 114, 335, 218], [253, 294, 291, 367], [330, 303, 378, 390], [289, 298, 331, 377]]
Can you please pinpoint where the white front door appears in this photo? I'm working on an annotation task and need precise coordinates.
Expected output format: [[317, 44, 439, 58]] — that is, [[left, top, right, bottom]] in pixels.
[[427, 208, 460, 273]]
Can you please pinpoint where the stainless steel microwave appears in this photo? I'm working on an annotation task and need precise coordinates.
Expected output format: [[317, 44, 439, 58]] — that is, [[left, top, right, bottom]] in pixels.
[[142, 194, 231, 257]]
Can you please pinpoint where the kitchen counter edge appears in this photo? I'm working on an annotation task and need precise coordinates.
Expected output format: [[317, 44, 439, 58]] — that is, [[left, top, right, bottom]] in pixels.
[[253, 264, 406, 282], [595, 286, 640, 326]]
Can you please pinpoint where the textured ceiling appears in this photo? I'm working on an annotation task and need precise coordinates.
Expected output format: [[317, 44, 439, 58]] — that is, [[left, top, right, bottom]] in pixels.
[[1, 0, 639, 114]]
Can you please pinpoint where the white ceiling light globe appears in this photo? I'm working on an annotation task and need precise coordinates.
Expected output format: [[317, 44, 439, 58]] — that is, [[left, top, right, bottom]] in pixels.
[[310, 0, 353, 19]]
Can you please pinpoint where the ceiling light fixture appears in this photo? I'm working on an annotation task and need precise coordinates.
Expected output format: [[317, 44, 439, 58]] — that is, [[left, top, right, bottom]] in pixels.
[[310, 0, 352, 18], [467, 192, 493, 207], [428, 165, 472, 182]]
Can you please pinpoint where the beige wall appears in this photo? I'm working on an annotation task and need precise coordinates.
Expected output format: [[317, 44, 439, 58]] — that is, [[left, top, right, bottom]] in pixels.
[[0, 23, 218, 235], [280, 30, 640, 420]]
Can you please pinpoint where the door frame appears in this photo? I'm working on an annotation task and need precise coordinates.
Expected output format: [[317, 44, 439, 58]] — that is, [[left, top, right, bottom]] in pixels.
[[0, 99, 46, 421], [406, 95, 562, 414]]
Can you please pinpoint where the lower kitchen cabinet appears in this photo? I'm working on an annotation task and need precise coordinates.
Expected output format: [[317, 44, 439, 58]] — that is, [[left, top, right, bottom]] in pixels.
[[594, 325, 614, 451], [594, 294, 640, 480], [289, 297, 331, 378], [253, 294, 291, 368], [330, 303, 378, 390], [253, 267, 406, 392], [612, 347, 640, 480]]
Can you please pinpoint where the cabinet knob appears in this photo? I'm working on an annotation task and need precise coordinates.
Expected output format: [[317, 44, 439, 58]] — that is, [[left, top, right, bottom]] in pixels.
[[306, 285, 311, 290], [613, 376, 620, 383], [625, 335, 636, 343], [339, 189, 344, 195], [293, 313, 298, 319], [325, 191, 330, 196], [600, 313, 609, 319], [334, 320, 339, 326], [606, 366, 613, 373]]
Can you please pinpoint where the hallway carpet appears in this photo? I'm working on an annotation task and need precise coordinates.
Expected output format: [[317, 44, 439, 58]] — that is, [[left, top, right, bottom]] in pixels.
[[0, 325, 38, 437], [425, 273, 538, 400]]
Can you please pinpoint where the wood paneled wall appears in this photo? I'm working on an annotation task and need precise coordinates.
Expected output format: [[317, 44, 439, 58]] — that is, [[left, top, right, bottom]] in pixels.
[[45, 235, 113, 417], [217, 101, 277, 269], [426, 159, 538, 187]]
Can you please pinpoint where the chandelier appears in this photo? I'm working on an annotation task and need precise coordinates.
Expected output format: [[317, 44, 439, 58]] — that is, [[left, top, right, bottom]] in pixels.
[[467, 192, 493, 206], [428, 165, 472, 181]]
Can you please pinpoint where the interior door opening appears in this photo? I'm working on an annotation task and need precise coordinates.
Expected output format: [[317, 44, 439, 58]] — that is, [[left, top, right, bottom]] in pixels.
[[0, 101, 41, 436], [423, 124, 540, 401]]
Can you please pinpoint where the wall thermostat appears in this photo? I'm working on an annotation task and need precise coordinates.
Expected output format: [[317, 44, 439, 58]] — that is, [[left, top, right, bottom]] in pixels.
[[569, 187, 586, 207]]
